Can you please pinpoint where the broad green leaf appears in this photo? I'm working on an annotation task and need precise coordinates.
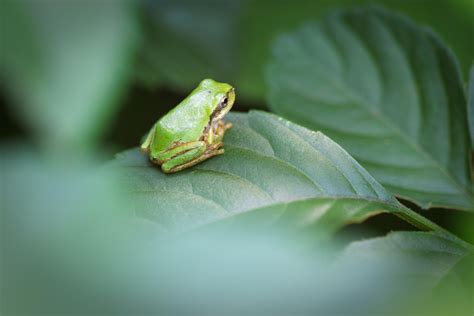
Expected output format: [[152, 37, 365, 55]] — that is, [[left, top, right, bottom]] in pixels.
[[111, 110, 440, 233], [339, 231, 473, 315], [0, 0, 138, 150], [267, 7, 473, 210], [240, 0, 474, 100]]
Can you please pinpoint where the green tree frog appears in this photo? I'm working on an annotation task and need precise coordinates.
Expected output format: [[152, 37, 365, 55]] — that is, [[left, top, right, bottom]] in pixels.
[[140, 78, 235, 173]]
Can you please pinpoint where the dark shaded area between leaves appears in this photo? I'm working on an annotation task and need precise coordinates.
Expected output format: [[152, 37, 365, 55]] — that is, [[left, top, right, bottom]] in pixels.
[[0, 92, 28, 141]]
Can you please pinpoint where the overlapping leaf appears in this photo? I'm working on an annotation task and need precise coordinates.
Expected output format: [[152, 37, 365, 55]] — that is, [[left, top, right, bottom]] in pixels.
[[267, 7, 473, 210], [341, 231, 472, 290]]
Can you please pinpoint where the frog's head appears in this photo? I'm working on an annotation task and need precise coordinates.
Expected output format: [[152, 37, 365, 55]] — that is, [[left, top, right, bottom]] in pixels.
[[199, 78, 235, 122]]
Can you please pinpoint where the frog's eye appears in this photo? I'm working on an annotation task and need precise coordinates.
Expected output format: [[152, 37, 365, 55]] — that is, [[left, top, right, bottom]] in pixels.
[[217, 97, 228, 110]]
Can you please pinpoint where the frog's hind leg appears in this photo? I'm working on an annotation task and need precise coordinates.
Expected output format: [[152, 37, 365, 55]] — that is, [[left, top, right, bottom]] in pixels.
[[152, 141, 206, 164], [154, 140, 208, 173], [163, 143, 224, 173]]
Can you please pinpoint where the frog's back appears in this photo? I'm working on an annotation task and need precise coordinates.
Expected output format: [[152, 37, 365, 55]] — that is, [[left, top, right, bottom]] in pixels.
[[152, 90, 212, 152]]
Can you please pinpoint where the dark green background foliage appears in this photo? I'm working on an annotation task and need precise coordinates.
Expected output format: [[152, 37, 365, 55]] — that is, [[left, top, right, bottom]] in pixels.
[[1, 0, 473, 315]]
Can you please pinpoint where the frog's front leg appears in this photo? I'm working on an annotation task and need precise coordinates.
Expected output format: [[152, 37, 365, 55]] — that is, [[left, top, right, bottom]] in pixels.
[[205, 120, 232, 145], [213, 120, 232, 143]]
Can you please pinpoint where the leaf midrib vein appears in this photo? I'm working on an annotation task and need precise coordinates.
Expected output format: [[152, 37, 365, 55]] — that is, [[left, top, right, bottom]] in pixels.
[[247, 116, 366, 197], [224, 143, 327, 194]]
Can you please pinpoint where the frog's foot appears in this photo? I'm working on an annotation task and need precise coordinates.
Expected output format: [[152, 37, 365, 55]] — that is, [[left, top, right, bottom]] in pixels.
[[212, 121, 231, 144], [205, 120, 230, 145], [207, 141, 224, 151], [217, 120, 232, 132], [140, 125, 156, 154], [140, 146, 150, 155], [164, 144, 224, 173], [224, 122, 232, 130]]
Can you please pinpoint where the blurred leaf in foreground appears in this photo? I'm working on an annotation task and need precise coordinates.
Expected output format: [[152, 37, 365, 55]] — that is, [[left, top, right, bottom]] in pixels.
[[267, 7, 473, 211], [111, 110, 441, 234], [427, 250, 474, 316], [341, 231, 473, 315], [0, 145, 141, 314], [2, 143, 470, 315], [0, 0, 138, 151]]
